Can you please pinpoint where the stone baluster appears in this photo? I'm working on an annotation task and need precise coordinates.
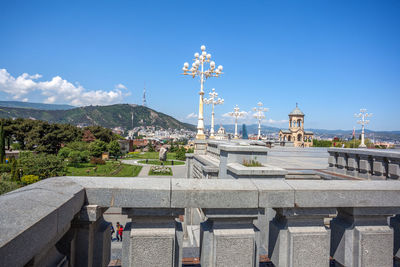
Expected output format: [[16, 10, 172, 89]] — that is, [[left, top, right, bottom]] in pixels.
[[122, 208, 184, 267], [268, 208, 334, 267], [358, 154, 372, 179], [371, 156, 387, 179], [388, 158, 400, 180], [347, 153, 359, 177], [328, 151, 337, 172], [336, 152, 348, 174], [331, 207, 398, 267], [71, 205, 111, 267], [200, 208, 263, 267]]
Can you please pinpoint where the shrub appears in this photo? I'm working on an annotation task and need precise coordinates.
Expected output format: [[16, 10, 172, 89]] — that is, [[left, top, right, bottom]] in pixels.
[[90, 157, 106, 165], [0, 180, 20, 195], [0, 172, 11, 181], [58, 147, 72, 160], [89, 140, 108, 157], [0, 164, 11, 173], [242, 159, 263, 167], [21, 175, 39, 185]]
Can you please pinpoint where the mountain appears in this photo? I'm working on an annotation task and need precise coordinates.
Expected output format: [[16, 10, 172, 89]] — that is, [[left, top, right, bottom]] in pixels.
[[0, 103, 196, 131], [0, 101, 74, 110]]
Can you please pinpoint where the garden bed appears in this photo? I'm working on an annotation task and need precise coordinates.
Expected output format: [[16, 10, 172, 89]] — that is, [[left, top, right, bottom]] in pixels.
[[148, 166, 172, 176], [138, 159, 184, 166]]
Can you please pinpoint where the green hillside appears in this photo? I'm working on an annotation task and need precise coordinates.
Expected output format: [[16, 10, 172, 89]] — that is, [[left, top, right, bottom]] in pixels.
[[0, 104, 196, 131]]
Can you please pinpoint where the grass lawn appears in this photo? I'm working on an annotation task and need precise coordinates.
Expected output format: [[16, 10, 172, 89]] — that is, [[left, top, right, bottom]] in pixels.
[[66, 161, 142, 177], [125, 152, 177, 160], [137, 159, 184, 166]]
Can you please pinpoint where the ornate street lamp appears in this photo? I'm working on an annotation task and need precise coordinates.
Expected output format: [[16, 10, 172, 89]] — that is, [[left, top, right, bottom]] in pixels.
[[182, 45, 224, 140], [354, 109, 372, 148], [253, 102, 269, 140], [229, 105, 245, 139], [204, 88, 224, 139]]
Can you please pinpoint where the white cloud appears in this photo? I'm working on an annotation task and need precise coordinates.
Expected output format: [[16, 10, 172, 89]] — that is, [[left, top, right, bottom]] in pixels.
[[0, 68, 126, 106], [115, 83, 127, 90], [21, 98, 29, 102], [186, 112, 198, 119], [267, 119, 288, 125]]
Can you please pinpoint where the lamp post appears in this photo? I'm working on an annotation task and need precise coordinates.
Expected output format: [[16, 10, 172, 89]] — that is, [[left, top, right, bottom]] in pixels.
[[204, 88, 224, 139], [182, 45, 223, 140], [354, 109, 372, 148], [253, 102, 269, 140], [229, 105, 245, 139]]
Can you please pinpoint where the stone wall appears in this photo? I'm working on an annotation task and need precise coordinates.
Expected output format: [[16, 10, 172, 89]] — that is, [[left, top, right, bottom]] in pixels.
[[2, 177, 400, 266], [327, 148, 400, 179]]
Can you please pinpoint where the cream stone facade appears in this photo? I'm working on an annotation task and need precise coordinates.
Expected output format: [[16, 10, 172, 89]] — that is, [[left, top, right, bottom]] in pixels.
[[279, 104, 314, 147]]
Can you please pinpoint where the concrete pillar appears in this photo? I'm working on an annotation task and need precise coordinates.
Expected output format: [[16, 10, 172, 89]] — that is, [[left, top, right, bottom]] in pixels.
[[200, 208, 263, 267], [390, 214, 400, 259], [358, 155, 372, 179], [388, 159, 400, 180], [71, 205, 110, 267], [122, 208, 184, 267], [347, 153, 359, 177], [331, 207, 397, 267], [185, 153, 194, 178], [268, 208, 334, 267]]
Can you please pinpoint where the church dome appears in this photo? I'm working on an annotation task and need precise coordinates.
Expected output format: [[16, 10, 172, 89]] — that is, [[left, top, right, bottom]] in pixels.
[[289, 104, 304, 116]]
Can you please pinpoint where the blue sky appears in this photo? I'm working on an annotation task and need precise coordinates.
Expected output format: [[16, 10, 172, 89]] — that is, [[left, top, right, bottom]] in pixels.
[[0, 0, 399, 130]]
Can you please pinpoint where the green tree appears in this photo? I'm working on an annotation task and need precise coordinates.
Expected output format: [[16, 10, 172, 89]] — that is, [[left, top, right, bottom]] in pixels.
[[147, 140, 155, 152], [85, 126, 115, 143], [108, 140, 121, 159], [58, 147, 72, 160], [175, 146, 186, 161], [0, 122, 5, 163], [19, 152, 65, 179], [89, 140, 108, 158]]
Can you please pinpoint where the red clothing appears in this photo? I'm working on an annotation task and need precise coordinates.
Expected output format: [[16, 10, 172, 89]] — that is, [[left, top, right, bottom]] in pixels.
[[118, 226, 123, 236]]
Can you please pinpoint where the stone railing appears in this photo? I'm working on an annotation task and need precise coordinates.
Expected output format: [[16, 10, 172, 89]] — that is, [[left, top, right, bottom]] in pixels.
[[1, 177, 400, 267], [327, 148, 400, 179]]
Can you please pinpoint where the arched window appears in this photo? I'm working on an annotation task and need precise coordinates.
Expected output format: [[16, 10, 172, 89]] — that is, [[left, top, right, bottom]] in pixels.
[[283, 136, 286, 141], [288, 135, 291, 141], [293, 121, 296, 127], [298, 119, 301, 128], [297, 134, 302, 142]]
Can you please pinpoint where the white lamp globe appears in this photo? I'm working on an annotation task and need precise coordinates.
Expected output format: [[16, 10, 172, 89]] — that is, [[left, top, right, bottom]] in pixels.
[[207, 54, 211, 59], [202, 51, 207, 56], [184, 62, 189, 68], [210, 61, 216, 68], [195, 60, 200, 66], [192, 62, 196, 68], [194, 52, 199, 58], [201, 45, 206, 51], [218, 65, 223, 71]]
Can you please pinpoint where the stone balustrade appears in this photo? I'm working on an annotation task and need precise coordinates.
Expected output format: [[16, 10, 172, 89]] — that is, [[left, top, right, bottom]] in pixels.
[[327, 148, 400, 179], [1, 177, 400, 266]]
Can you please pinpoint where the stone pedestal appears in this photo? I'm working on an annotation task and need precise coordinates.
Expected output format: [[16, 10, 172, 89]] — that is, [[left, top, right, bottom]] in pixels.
[[200, 208, 263, 267], [268, 208, 334, 267], [122, 208, 184, 267], [331, 207, 396, 267], [71, 205, 110, 267]]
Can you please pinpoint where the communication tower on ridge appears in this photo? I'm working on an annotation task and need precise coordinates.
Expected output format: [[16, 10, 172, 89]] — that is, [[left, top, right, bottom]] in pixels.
[[142, 83, 147, 107]]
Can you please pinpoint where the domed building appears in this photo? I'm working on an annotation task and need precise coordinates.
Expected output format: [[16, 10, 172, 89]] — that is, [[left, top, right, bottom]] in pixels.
[[215, 125, 228, 140], [279, 104, 314, 147]]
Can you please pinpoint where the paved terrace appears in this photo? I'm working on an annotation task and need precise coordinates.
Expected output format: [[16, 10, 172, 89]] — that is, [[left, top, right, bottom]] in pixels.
[[1, 176, 400, 267]]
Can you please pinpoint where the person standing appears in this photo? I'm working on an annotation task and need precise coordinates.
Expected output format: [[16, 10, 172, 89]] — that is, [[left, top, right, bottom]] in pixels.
[[116, 222, 121, 241], [118, 224, 124, 242], [110, 223, 115, 241]]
